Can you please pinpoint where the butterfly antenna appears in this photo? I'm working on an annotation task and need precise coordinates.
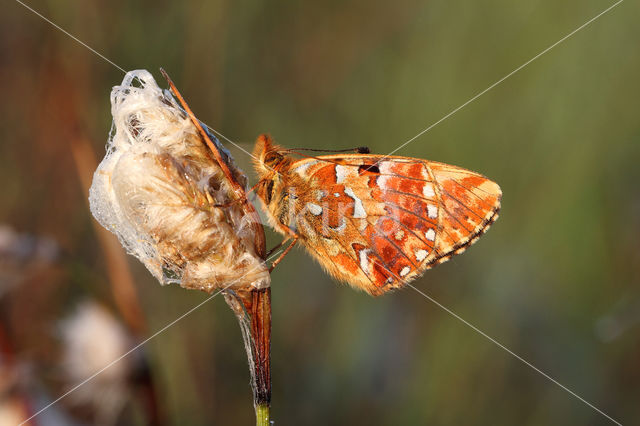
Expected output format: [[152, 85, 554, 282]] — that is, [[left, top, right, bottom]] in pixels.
[[285, 146, 370, 154], [284, 146, 371, 166], [283, 151, 344, 165], [284, 150, 380, 169]]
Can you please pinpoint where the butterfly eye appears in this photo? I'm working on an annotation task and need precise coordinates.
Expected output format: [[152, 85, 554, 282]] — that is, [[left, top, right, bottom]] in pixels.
[[264, 152, 283, 167]]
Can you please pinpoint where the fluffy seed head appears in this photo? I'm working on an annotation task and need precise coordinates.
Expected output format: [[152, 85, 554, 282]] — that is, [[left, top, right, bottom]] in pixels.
[[89, 70, 269, 292]]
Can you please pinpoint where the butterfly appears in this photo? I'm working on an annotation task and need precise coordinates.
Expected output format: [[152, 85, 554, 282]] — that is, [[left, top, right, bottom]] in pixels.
[[252, 134, 501, 296]]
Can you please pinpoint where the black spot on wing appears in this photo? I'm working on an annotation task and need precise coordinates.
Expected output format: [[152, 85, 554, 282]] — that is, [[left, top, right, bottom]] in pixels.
[[359, 164, 380, 174]]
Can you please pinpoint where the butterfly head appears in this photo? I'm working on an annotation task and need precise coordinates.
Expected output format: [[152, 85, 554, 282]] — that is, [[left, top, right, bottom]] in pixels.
[[252, 134, 289, 208], [253, 134, 286, 174]]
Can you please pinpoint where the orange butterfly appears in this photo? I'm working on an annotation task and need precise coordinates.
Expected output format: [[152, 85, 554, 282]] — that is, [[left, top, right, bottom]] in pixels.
[[253, 135, 501, 296]]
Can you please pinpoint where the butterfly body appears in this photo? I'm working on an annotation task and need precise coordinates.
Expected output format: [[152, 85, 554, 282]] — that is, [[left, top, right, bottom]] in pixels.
[[253, 135, 501, 296]]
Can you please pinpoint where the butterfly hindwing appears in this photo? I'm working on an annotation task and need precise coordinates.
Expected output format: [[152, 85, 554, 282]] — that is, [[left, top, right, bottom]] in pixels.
[[281, 155, 501, 295]]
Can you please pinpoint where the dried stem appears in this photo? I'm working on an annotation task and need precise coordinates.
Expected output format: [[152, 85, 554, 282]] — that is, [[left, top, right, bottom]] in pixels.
[[224, 288, 272, 425]]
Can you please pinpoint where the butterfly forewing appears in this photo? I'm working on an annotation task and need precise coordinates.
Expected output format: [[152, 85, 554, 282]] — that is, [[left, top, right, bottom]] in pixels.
[[281, 155, 501, 295]]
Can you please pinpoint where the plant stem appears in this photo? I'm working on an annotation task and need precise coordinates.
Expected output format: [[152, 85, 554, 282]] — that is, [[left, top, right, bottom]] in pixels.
[[224, 288, 272, 425], [255, 403, 270, 426]]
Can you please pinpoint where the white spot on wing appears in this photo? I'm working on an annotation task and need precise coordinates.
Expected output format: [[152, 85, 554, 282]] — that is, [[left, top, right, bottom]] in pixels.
[[427, 203, 438, 219], [400, 266, 411, 277], [307, 203, 323, 216], [379, 161, 394, 174], [394, 230, 405, 241], [344, 187, 366, 219], [335, 165, 351, 184], [415, 249, 428, 262], [359, 249, 371, 273], [425, 228, 435, 241], [423, 183, 435, 198], [376, 175, 390, 189]]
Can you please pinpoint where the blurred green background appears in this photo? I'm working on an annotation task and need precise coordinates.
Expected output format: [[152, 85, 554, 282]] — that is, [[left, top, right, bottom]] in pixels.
[[1, 0, 638, 425]]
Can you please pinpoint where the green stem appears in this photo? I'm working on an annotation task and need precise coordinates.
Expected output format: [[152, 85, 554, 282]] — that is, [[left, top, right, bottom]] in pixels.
[[255, 403, 270, 426]]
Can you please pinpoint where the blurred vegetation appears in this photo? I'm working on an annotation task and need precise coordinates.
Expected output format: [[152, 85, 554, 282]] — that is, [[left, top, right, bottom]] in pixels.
[[1, 0, 638, 425]]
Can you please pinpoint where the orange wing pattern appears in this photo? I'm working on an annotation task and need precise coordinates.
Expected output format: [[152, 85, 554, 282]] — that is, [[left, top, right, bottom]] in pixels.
[[285, 156, 501, 295]]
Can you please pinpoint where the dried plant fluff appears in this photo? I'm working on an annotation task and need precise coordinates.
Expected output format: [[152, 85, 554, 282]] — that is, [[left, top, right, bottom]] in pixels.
[[89, 70, 269, 292]]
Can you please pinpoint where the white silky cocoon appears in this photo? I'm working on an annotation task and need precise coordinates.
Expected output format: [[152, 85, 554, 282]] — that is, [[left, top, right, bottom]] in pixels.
[[89, 70, 269, 292]]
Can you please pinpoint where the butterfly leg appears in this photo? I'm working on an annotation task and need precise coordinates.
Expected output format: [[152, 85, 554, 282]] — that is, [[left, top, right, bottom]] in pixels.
[[266, 236, 294, 258], [213, 198, 246, 208], [268, 236, 299, 272], [212, 182, 262, 208]]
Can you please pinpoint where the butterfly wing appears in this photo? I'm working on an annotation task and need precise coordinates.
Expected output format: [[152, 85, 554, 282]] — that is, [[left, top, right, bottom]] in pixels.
[[286, 155, 501, 295]]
